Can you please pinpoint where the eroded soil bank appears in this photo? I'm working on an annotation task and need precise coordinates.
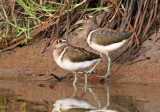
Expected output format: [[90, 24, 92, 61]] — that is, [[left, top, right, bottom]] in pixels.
[[0, 31, 160, 84]]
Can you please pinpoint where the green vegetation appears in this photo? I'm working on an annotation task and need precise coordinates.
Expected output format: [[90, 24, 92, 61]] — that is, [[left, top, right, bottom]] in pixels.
[[0, 0, 159, 55], [0, 89, 26, 112]]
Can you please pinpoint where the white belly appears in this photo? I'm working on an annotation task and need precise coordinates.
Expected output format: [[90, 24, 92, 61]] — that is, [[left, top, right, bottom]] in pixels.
[[52, 98, 97, 112], [53, 48, 100, 71], [87, 32, 127, 54], [54, 57, 99, 71]]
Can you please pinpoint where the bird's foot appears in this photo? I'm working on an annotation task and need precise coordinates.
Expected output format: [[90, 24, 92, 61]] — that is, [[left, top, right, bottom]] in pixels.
[[85, 69, 95, 76], [78, 70, 95, 76], [96, 72, 111, 79], [78, 71, 93, 74]]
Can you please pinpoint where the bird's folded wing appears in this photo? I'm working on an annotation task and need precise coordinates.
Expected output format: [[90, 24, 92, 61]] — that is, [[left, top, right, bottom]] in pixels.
[[63, 46, 100, 62], [90, 28, 133, 46]]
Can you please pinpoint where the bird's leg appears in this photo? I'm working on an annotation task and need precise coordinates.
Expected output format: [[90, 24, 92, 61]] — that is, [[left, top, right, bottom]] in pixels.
[[102, 85, 110, 110], [72, 72, 78, 97], [82, 72, 88, 96], [84, 73, 88, 94], [86, 53, 102, 76], [88, 88, 101, 108], [96, 54, 111, 79], [106, 55, 111, 78], [106, 85, 110, 107], [87, 58, 102, 76]]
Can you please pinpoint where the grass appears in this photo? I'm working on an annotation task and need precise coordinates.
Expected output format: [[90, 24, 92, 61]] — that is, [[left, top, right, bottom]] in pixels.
[[0, 0, 110, 50], [0, 0, 159, 56]]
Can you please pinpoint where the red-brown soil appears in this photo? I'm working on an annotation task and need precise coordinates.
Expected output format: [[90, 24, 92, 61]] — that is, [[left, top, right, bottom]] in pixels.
[[0, 30, 160, 84]]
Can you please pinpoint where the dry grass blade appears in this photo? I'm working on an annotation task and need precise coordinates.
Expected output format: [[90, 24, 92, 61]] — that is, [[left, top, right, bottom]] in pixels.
[[0, 0, 159, 60]]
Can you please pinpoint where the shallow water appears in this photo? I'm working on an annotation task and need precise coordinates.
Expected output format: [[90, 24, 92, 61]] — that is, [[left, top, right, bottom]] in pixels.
[[0, 78, 160, 112]]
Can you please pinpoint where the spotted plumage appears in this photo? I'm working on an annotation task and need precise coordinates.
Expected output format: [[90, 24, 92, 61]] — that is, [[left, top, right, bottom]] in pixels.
[[48, 38, 101, 93], [52, 38, 101, 72], [62, 46, 100, 63], [89, 28, 133, 46], [75, 14, 133, 79]]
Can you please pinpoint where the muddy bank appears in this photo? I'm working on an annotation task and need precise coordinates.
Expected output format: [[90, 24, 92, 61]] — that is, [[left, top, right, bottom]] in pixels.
[[0, 31, 160, 84]]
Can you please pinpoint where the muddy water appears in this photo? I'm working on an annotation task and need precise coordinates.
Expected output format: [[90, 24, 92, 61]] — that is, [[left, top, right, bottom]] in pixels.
[[0, 78, 160, 112]]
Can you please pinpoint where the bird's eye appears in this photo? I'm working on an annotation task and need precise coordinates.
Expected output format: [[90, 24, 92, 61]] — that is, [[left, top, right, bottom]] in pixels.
[[55, 38, 67, 44], [58, 39, 62, 43], [85, 15, 89, 19], [84, 15, 93, 20]]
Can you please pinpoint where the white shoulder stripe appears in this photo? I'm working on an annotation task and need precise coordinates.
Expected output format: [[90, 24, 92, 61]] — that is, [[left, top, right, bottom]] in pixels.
[[58, 47, 68, 62], [87, 30, 97, 45]]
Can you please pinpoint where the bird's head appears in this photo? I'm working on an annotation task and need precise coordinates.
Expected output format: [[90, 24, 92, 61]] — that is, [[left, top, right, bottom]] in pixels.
[[73, 14, 97, 27], [42, 38, 69, 53]]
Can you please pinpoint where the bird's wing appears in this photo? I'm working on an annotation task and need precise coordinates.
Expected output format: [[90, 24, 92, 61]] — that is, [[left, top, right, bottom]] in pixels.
[[63, 46, 100, 62], [90, 28, 133, 46]]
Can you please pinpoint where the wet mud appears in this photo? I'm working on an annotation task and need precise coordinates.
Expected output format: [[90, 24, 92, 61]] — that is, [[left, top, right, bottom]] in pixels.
[[0, 79, 160, 112]]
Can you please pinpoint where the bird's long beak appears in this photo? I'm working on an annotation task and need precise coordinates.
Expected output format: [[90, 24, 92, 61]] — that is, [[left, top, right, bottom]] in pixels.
[[74, 19, 84, 25], [42, 44, 56, 54], [71, 19, 83, 28]]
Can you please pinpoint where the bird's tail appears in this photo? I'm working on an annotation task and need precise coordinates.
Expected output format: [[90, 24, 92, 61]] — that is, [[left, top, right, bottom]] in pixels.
[[120, 31, 134, 39]]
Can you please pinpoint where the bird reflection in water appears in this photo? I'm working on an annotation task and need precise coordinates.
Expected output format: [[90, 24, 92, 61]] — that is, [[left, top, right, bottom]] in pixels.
[[52, 86, 118, 112]]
